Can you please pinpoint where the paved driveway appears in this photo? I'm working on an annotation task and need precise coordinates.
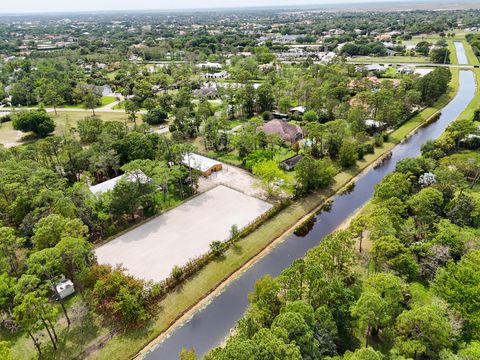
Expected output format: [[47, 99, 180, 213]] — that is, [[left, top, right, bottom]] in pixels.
[[95, 185, 272, 282]]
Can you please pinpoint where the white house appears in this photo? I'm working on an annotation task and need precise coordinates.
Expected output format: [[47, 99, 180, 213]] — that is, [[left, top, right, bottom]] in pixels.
[[203, 70, 229, 79], [89, 170, 153, 195]]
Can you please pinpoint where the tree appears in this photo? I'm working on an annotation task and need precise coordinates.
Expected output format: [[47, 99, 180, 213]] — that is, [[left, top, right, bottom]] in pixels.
[[14, 291, 59, 352], [256, 84, 275, 113], [55, 237, 94, 283], [372, 235, 418, 280], [374, 172, 412, 202], [0, 226, 22, 276], [271, 311, 320, 359], [110, 176, 155, 222], [407, 187, 444, 237], [143, 107, 168, 125], [84, 91, 101, 116], [279, 96, 293, 114], [0, 341, 12, 360], [339, 140, 359, 168], [295, 156, 336, 195], [343, 347, 383, 360], [125, 100, 140, 127], [90, 266, 156, 328], [26, 248, 71, 325], [394, 305, 452, 358], [350, 215, 367, 253], [433, 250, 480, 340], [430, 47, 451, 64], [303, 110, 318, 122], [415, 41, 431, 56], [42, 84, 65, 115], [12, 110, 55, 138], [248, 275, 281, 327], [31, 214, 68, 250], [252, 160, 287, 197], [77, 117, 104, 144], [351, 291, 390, 346], [364, 273, 406, 319]]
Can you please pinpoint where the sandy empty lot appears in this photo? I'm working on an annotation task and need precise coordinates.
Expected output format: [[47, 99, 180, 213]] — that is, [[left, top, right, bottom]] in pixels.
[[95, 185, 272, 282], [197, 162, 267, 199]]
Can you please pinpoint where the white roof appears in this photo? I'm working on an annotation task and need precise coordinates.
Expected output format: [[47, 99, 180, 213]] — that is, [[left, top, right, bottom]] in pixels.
[[290, 106, 306, 113], [365, 119, 387, 127], [56, 279, 74, 293], [414, 68, 433, 77], [89, 170, 152, 195], [182, 153, 221, 173], [196, 62, 222, 69]]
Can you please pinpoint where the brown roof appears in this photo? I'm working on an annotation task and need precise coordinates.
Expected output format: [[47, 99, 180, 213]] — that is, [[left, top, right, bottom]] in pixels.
[[262, 119, 303, 144]]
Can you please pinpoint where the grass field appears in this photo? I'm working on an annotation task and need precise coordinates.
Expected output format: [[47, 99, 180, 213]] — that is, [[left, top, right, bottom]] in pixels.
[[0, 111, 130, 147], [350, 55, 429, 63]]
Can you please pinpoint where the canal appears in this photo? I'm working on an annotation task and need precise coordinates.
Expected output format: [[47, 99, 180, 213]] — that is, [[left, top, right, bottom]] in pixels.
[[144, 54, 476, 360]]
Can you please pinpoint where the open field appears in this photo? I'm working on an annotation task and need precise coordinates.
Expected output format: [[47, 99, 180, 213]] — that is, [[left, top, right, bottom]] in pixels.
[[95, 185, 273, 282], [0, 111, 130, 147], [350, 55, 429, 63]]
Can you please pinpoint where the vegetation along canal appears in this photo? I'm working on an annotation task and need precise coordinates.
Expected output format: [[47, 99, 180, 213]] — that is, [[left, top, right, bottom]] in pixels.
[[143, 47, 476, 360]]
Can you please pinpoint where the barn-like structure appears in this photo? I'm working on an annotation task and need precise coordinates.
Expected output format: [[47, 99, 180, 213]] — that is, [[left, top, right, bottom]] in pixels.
[[182, 153, 223, 177]]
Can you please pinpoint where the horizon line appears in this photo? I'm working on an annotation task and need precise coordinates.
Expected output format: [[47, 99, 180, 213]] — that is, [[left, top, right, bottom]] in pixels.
[[0, 0, 474, 16]]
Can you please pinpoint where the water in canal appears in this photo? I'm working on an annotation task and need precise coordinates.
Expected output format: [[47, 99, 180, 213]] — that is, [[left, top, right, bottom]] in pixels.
[[455, 41, 469, 65], [144, 71, 476, 360]]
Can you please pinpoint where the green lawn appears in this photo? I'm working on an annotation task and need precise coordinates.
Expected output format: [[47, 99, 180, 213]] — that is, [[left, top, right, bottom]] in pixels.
[[0, 111, 130, 147], [99, 96, 117, 107], [112, 101, 125, 110], [350, 55, 429, 63]]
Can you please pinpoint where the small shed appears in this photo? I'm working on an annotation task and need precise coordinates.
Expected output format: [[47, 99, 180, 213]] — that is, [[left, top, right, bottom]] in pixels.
[[182, 153, 223, 177], [281, 154, 303, 171], [55, 279, 75, 300]]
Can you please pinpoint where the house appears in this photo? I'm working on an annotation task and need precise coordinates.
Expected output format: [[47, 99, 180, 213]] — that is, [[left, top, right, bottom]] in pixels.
[[262, 119, 303, 144], [272, 112, 289, 120], [55, 278, 75, 300], [193, 87, 219, 99], [83, 84, 113, 97], [364, 119, 387, 132], [89, 170, 153, 195], [203, 70, 229, 79], [397, 65, 415, 74], [196, 62, 222, 70], [281, 154, 303, 171], [181, 153, 223, 177], [290, 106, 306, 116]]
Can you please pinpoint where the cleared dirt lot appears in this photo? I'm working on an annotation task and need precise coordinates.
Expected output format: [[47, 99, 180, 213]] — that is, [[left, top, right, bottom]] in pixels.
[[197, 162, 267, 199], [95, 185, 272, 282]]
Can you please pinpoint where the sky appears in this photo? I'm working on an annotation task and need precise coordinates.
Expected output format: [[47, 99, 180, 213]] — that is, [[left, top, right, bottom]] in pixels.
[[0, 0, 421, 14]]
